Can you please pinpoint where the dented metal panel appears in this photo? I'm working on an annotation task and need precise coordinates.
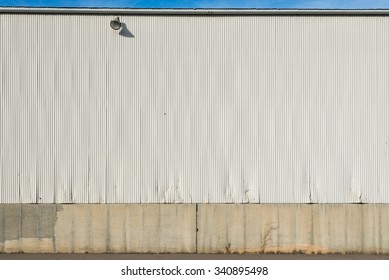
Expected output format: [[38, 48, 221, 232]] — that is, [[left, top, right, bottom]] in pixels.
[[1, 13, 389, 203]]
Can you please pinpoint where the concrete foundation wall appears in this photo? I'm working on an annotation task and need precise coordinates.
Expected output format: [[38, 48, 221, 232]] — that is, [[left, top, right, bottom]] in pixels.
[[0, 204, 388, 253]]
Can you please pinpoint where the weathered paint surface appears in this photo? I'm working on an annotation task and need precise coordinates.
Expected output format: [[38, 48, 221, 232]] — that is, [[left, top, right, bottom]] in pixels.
[[0, 204, 56, 253], [54, 204, 197, 253], [1, 14, 389, 203], [0, 204, 389, 253], [197, 204, 389, 254]]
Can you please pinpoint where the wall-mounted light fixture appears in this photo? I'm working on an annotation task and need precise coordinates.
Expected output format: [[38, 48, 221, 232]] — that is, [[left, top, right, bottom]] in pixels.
[[110, 16, 122, 30]]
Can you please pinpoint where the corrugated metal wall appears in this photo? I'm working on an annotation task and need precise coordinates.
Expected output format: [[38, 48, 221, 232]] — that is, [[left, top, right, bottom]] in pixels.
[[1, 14, 389, 203]]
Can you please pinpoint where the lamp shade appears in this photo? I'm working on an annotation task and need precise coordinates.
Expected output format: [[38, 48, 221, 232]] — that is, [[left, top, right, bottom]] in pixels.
[[110, 17, 122, 30]]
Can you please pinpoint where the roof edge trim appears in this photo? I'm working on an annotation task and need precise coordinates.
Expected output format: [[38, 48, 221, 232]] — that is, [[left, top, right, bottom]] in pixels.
[[2, 7, 389, 15]]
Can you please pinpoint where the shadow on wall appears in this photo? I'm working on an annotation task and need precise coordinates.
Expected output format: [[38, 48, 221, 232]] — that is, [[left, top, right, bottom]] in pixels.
[[119, 23, 134, 38]]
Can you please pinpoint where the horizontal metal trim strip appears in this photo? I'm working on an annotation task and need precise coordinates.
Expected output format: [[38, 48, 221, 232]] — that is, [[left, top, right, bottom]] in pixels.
[[2, 7, 389, 16]]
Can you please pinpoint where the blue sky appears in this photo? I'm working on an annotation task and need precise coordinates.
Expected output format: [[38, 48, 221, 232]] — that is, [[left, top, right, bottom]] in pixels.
[[2, 0, 389, 9]]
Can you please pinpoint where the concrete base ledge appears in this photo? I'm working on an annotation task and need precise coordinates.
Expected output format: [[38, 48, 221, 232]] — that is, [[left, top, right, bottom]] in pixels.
[[0, 204, 388, 253]]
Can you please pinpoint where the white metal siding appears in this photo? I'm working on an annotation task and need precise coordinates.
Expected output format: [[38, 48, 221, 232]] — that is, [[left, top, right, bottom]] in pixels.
[[1, 14, 389, 203]]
